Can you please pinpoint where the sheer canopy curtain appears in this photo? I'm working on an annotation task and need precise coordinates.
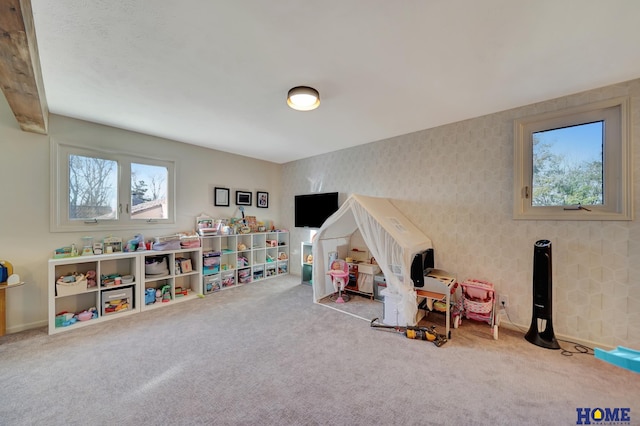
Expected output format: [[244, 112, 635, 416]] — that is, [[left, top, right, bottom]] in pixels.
[[312, 195, 432, 325]]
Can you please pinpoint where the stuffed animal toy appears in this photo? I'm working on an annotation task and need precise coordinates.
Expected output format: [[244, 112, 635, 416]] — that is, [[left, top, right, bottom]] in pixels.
[[86, 270, 97, 288]]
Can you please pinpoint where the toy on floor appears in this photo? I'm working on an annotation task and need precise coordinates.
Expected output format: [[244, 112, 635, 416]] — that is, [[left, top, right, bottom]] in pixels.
[[327, 259, 349, 303], [370, 318, 447, 347], [455, 279, 499, 340], [595, 346, 640, 374]]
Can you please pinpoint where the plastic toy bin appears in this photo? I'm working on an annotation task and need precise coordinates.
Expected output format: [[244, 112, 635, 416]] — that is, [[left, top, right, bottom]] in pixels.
[[380, 288, 425, 326], [204, 275, 221, 294], [102, 286, 133, 316]]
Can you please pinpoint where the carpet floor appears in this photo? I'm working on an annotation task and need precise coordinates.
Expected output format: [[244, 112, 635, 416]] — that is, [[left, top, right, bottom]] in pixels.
[[1, 275, 638, 426]]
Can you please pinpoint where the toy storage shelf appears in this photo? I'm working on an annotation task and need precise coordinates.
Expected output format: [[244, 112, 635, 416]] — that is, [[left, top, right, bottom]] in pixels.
[[141, 247, 203, 312], [48, 252, 140, 335], [200, 231, 288, 295], [47, 247, 203, 335]]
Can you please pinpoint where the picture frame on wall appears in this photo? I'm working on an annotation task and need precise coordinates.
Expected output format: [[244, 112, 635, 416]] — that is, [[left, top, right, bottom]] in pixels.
[[214, 187, 230, 206], [236, 190, 252, 206], [257, 191, 269, 208]]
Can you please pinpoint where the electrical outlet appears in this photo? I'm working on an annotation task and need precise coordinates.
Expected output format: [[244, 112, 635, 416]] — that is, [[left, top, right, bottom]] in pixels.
[[499, 294, 509, 308]]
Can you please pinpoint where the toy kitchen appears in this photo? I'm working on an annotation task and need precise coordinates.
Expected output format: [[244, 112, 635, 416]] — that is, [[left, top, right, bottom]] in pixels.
[[332, 247, 381, 300]]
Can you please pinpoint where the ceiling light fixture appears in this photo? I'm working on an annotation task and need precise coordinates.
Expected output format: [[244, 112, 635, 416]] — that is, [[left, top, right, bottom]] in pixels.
[[287, 86, 320, 111]]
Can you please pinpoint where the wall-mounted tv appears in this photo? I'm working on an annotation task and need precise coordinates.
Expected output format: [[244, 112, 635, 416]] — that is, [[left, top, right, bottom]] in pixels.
[[294, 192, 339, 228]]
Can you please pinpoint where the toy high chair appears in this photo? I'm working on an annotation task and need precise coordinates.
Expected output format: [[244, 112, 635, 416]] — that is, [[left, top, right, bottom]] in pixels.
[[328, 259, 349, 303]]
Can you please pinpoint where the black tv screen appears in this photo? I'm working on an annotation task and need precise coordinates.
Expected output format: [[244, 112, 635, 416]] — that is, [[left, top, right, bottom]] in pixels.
[[294, 192, 339, 228]]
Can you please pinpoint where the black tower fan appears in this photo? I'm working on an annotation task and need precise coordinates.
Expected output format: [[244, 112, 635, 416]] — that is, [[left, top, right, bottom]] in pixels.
[[525, 240, 560, 349]]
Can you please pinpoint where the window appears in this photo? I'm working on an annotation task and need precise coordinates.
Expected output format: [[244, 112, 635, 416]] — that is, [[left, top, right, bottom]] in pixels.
[[513, 97, 631, 220], [51, 141, 175, 231]]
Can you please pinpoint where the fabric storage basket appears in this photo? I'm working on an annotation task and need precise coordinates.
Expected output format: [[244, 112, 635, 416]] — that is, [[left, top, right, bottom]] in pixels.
[[145, 256, 168, 276], [56, 274, 88, 296], [464, 298, 493, 314], [462, 279, 494, 299], [102, 286, 133, 316]]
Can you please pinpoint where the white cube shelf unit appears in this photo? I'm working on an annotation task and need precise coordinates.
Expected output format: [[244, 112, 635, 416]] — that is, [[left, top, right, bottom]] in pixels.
[[48, 247, 202, 335], [200, 231, 288, 294], [141, 248, 203, 312]]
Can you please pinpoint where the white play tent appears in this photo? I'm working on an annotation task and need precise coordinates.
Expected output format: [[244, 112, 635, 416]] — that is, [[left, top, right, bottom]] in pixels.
[[312, 194, 433, 325]]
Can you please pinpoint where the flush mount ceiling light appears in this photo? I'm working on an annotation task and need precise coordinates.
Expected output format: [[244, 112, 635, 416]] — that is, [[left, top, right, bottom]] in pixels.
[[287, 86, 320, 111]]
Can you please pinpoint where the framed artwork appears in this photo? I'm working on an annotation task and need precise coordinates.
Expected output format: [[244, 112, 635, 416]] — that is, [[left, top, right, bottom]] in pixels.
[[236, 190, 252, 206], [214, 187, 230, 206], [257, 191, 269, 208]]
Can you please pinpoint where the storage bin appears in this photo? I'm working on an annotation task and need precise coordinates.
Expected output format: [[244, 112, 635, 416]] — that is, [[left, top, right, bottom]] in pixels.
[[204, 275, 221, 294], [266, 265, 276, 277], [145, 256, 168, 276], [102, 286, 133, 316], [203, 253, 220, 275], [238, 268, 251, 284], [221, 272, 235, 288], [253, 266, 264, 280], [56, 276, 88, 297], [380, 288, 424, 326]]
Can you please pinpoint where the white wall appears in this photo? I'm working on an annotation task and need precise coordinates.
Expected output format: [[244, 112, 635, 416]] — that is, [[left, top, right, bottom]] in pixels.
[[282, 78, 640, 349], [0, 97, 281, 333]]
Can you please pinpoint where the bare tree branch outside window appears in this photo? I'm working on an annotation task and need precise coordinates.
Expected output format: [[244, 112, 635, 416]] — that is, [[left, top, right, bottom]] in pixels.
[[69, 155, 117, 219]]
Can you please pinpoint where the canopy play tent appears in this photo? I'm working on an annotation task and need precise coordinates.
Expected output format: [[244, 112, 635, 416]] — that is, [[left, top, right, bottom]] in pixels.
[[311, 194, 433, 325]]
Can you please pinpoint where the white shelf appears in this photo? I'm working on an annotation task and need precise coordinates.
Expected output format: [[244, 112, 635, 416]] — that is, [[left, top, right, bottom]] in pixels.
[[200, 231, 288, 294], [141, 247, 203, 311], [48, 247, 203, 334]]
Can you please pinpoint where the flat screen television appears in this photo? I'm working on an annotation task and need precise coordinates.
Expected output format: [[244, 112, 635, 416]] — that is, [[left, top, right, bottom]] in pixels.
[[294, 192, 339, 228]]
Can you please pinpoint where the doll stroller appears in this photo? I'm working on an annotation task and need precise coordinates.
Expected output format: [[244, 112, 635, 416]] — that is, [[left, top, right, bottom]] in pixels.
[[454, 279, 499, 340]]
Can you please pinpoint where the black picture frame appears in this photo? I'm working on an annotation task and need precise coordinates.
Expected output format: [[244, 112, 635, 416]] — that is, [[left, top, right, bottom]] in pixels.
[[214, 187, 230, 206], [236, 191, 252, 206], [256, 191, 269, 208]]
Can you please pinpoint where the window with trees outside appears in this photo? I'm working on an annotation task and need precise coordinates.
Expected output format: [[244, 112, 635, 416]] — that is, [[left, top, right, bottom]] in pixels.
[[51, 141, 175, 231], [513, 97, 631, 220]]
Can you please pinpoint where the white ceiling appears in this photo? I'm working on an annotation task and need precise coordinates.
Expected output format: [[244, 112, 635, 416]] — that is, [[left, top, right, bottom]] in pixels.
[[30, 1, 640, 164]]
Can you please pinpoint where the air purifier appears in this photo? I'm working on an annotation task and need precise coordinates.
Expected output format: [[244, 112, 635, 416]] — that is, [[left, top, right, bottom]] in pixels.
[[525, 239, 560, 349]]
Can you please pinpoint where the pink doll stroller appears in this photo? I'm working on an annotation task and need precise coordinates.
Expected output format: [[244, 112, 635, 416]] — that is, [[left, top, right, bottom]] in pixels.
[[328, 259, 350, 303], [454, 279, 499, 340]]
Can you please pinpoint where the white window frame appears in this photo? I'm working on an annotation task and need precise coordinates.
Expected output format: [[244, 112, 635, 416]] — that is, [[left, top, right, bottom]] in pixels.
[[513, 97, 632, 221], [50, 140, 176, 232]]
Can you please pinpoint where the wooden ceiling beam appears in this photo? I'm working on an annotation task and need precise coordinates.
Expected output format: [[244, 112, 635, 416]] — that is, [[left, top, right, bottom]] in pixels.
[[0, 0, 48, 134]]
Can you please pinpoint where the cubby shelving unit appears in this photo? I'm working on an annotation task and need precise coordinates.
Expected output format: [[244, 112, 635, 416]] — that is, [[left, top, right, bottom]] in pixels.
[[141, 248, 202, 312], [48, 247, 202, 335], [200, 231, 288, 294]]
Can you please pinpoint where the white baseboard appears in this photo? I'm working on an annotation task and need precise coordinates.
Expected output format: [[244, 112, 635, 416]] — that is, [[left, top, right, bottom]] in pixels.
[[6, 319, 47, 334], [497, 313, 615, 351]]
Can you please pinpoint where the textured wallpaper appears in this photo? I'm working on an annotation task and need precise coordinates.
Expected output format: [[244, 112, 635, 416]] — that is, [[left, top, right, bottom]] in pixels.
[[282, 78, 640, 348]]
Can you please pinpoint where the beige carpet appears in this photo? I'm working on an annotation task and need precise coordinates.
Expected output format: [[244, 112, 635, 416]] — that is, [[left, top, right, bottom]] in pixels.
[[318, 293, 384, 322], [1, 275, 638, 426]]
